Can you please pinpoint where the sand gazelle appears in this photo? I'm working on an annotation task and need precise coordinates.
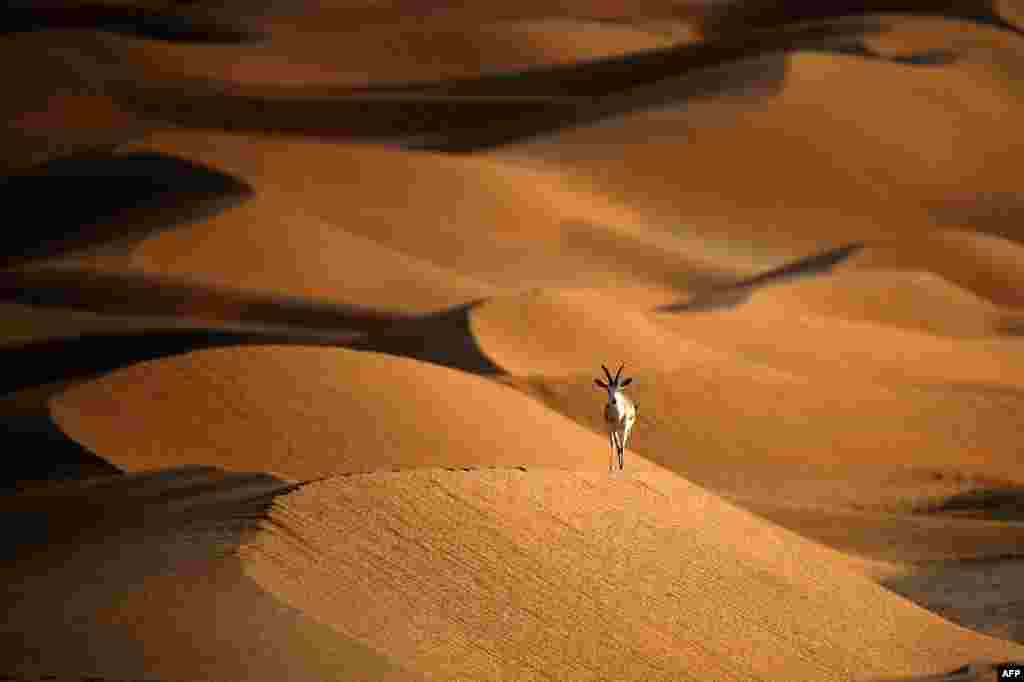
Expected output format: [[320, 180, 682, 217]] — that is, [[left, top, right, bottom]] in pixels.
[[595, 364, 637, 471]]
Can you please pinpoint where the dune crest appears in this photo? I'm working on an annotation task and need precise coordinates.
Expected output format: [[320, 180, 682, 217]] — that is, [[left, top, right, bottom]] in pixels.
[[241, 467, 1024, 681], [49, 345, 632, 478]]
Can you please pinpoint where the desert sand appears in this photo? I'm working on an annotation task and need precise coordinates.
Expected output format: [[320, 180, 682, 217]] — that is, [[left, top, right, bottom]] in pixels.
[[3, 1, 1024, 680]]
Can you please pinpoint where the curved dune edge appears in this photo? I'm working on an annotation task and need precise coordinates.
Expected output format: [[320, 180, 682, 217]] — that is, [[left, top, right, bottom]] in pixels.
[[502, 363, 1024, 513], [109, 17, 682, 87], [48, 345, 635, 479], [653, 300, 1024, 389], [751, 268, 1017, 338], [499, 18, 1023, 254], [469, 284, 1022, 390], [0, 303, 207, 348], [46, 130, 750, 300], [468, 287, 758, 376], [0, 31, 152, 172], [845, 231, 1024, 310], [240, 467, 1024, 681], [0, 466, 417, 681]]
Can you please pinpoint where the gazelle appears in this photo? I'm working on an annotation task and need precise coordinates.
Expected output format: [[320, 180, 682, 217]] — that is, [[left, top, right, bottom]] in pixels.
[[595, 364, 637, 471]]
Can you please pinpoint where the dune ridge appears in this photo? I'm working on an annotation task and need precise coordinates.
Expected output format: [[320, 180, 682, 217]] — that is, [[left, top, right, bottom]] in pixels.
[[241, 467, 1024, 681], [5, 1, 1024, 678]]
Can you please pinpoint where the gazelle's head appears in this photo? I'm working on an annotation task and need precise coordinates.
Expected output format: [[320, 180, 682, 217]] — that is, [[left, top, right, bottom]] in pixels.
[[594, 363, 632, 404]]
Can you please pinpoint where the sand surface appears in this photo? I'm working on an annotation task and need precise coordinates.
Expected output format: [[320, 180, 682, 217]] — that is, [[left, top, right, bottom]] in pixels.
[[4, 2, 1024, 680]]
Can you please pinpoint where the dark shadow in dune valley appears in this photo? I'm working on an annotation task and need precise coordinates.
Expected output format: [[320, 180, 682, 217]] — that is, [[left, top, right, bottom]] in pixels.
[[698, 0, 1023, 38], [0, 151, 253, 268], [0, 269, 503, 377], [0, 330, 306, 395], [0, 406, 121, 493], [118, 21, 875, 152], [656, 243, 863, 313], [0, 4, 262, 42]]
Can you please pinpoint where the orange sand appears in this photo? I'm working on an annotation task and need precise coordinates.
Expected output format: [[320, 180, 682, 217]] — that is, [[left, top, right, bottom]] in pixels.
[[4, 2, 1024, 679]]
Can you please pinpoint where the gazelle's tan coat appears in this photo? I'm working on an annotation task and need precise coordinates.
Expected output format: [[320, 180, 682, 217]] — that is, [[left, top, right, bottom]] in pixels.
[[595, 364, 637, 471]]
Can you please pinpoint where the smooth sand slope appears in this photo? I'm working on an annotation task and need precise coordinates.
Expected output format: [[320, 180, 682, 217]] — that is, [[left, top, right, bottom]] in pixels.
[[6, 2, 1024, 678], [499, 16, 1024, 258], [0, 467, 417, 682], [241, 467, 1024, 681], [113, 17, 682, 86], [34, 129, 751, 305], [49, 345, 621, 478]]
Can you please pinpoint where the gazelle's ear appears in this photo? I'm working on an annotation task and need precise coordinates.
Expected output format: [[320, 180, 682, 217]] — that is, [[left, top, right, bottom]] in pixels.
[[620, 377, 633, 387], [595, 379, 608, 389]]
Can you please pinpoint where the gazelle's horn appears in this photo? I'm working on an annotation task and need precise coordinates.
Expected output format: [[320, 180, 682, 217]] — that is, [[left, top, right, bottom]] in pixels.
[[601, 364, 613, 382], [615, 364, 624, 383]]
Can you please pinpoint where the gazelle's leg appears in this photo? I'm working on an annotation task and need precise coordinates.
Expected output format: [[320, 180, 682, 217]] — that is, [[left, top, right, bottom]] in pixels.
[[623, 417, 634, 450], [609, 431, 617, 472], [621, 417, 635, 470]]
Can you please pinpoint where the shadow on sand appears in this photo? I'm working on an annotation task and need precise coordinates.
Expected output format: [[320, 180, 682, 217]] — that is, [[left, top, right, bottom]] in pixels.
[[915, 486, 1024, 521], [111, 20, 883, 152], [697, 0, 1024, 39], [0, 329, 332, 397], [0, 151, 253, 268], [0, 464, 406, 682], [0, 4, 263, 42], [0, 405, 120, 493], [0, 464, 300, 563], [868, 661, 1024, 681], [0, 266, 505, 378], [817, 42, 959, 65], [924, 193, 1024, 248], [0, 300, 500, 490], [655, 243, 864, 313], [882, 556, 1024, 646]]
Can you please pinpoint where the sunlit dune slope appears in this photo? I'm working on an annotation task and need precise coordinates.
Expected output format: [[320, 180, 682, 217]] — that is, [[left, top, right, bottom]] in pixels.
[[40, 130, 752, 306], [464, 281, 1023, 390], [216, 0, 703, 33], [500, 16, 1024, 261], [845, 231, 1024, 310], [744, 268, 1018, 338], [0, 466, 416, 681], [114, 18, 681, 87], [45, 189, 499, 316], [49, 345, 625, 478], [693, 0, 1021, 36], [241, 468, 1024, 681], [469, 287, 786, 376], [732, 499, 1024, 565], [654, 299, 1024, 387], [503, 355, 1024, 511]]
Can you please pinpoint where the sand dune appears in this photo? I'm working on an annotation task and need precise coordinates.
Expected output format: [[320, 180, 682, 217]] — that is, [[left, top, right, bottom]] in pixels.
[[500, 16, 1024, 261], [0, 466, 416, 681], [503, 361, 1024, 512], [216, 0, 704, 33], [36, 130, 751, 300], [114, 17, 681, 87], [695, 0, 1023, 37], [737, 269, 1016, 337], [49, 345, 628, 478], [846, 230, 1024, 309], [654, 300, 1024, 387], [241, 468, 1024, 681], [0, 150, 253, 268], [0, 30, 151, 172], [6, 1, 1024, 677]]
